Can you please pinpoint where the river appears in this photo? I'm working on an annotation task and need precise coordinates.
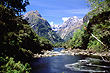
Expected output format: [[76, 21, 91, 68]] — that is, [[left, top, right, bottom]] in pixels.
[[29, 48, 110, 73]]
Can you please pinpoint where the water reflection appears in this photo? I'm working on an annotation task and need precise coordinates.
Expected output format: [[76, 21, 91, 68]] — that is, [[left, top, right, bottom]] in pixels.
[[30, 55, 86, 73]]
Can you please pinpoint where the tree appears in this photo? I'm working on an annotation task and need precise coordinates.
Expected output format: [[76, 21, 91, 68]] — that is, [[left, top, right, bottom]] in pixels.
[[86, 0, 110, 12], [0, 0, 29, 15], [71, 29, 84, 49]]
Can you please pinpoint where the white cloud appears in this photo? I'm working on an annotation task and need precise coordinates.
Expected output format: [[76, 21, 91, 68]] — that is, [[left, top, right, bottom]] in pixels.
[[49, 21, 54, 25], [73, 16, 77, 18], [62, 17, 70, 22]]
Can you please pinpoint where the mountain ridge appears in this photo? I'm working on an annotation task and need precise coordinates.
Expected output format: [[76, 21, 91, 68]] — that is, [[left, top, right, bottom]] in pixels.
[[23, 10, 64, 43], [56, 16, 83, 41]]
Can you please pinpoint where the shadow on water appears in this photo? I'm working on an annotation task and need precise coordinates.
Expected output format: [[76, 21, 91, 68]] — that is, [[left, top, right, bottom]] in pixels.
[[29, 48, 110, 73], [30, 55, 88, 73]]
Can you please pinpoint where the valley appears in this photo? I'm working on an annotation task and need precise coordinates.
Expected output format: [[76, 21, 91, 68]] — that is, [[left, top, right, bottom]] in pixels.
[[0, 0, 110, 73]]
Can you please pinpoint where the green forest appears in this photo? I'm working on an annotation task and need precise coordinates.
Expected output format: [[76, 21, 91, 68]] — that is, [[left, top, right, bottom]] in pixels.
[[0, 0, 53, 72], [0, 0, 110, 73]]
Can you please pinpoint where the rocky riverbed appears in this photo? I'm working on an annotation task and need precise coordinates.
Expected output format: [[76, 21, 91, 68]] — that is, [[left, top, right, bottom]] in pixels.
[[34, 48, 110, 59]]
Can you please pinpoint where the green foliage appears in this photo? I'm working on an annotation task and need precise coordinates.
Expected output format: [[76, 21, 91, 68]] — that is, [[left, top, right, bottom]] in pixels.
[[87, 36, 105, 52], [0, 0, 32, 72], [63, 10, 110, 52], [0, 57, 31, 73], [0, 0, 29, 15], [62, 40, 71, 49], [38, 37, 53, 50], [71, 29, 84, 48], [0, 3, 53, 56], [85, 0, 110, 24], [62, 29, 85, 49], [54, 42, 64, 48], [0, 1, 53, 73], [86, 11, 110, 50], [86, 0, 110, 12]]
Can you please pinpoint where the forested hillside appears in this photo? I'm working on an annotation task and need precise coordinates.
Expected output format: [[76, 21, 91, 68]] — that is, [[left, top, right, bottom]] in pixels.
[[23, 10, 64, 43], [62, 0, 110, 52], [0, 0, 53, 72]]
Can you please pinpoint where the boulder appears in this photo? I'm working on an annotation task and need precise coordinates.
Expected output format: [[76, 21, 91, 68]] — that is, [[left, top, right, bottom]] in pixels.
[[71, 53, 75, 55]]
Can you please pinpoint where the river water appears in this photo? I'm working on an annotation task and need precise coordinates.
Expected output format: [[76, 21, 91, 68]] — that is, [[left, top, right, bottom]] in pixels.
[[30, 48, 110, 73]]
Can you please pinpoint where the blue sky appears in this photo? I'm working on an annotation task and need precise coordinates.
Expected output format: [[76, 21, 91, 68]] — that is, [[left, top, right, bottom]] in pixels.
[[25, 0, 90, 25]]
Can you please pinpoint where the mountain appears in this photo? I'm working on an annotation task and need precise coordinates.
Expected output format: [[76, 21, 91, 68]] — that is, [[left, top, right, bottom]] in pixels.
[[23, 10, 64, 43], [51, 24, 62, 32], [57, 16, 83, 41]]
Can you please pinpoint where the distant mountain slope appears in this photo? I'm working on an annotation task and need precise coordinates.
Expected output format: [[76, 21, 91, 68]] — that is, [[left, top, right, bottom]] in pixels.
[[23, 10, 64, 43], [57, 16, 83, 41]]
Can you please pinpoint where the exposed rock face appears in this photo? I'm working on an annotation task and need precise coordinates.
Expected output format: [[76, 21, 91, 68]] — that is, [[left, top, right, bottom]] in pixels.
[[83, 14, 89, 23], [23, 10, 64, 43], [57, 16, 83, 41]]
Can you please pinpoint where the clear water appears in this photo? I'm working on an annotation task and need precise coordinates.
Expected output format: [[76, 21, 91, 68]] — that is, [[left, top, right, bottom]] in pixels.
[[29, 48, 110, 73]]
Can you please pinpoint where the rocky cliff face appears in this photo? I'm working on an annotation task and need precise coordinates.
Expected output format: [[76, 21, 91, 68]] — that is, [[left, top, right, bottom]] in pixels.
[[23, 10, 64, 43], [57, 16, 83, 41]]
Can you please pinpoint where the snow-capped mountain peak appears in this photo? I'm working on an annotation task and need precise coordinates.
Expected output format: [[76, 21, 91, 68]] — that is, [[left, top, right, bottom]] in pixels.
[[51, 24, 62, 32], [57, 16, 83, 41]]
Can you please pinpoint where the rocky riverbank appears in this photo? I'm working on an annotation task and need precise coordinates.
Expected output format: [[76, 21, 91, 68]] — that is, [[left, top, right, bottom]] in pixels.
[[33, 50, 60, 58], [33, 48, 110, 58], [61, 49, 110, 56]]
